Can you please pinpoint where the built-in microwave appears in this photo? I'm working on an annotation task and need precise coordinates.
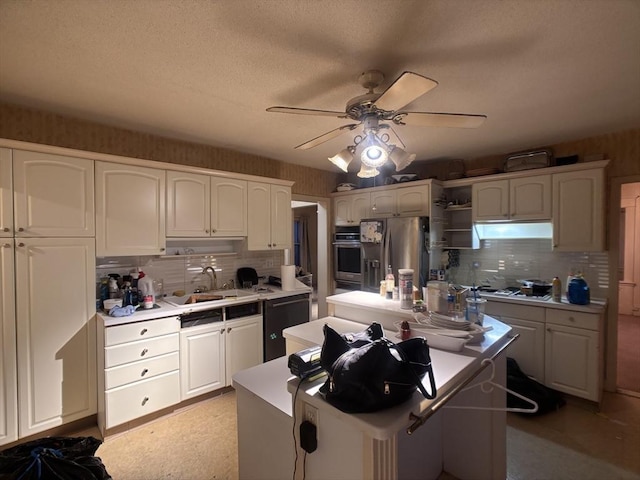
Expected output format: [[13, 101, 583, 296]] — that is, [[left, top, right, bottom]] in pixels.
[[333, 227, 361, 288]]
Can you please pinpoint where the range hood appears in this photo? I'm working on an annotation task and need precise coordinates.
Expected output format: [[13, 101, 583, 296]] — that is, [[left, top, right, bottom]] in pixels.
[[474, 222, 553, 240]]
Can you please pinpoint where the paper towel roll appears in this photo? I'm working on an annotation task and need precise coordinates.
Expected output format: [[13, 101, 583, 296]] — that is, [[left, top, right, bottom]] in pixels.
[[284, 248, 290, 265], [281, 264, 297, 291]]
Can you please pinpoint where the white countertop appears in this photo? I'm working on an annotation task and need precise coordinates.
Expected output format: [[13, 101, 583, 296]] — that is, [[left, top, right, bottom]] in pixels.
[[98, 285, 312, 327], [282, 315, 513, 440], [232, 356, 294, 416], [327, 289, 607, 315]]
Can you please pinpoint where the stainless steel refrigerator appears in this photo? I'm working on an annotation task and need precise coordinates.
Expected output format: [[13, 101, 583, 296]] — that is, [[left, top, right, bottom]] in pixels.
[[360, 216, 431, 293]]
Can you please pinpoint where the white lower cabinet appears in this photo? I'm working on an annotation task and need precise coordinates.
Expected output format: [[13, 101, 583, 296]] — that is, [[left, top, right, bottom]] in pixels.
[[180, 323, 226, 400], [98, 316, 180, 433], [545, 309, 600, 401], [0, 239, 17, 446], [485, 300, 602, 402], [225, 315, 263, 383]]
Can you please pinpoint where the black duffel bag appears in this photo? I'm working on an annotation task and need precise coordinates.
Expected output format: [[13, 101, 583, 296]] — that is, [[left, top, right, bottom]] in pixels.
[[319, 322, 437, 413]]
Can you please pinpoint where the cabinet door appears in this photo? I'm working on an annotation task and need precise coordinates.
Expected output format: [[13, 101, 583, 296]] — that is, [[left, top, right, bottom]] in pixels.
[[180, 324, 225, 400], [15, 238, 96, 437], [370, 190, 396, 216], [166, 171, 210, 237], [247, 182, 271, 250], [211, 177, 247, 236], [13, 150, 95, 237], [473, 180, 509, 221], [351, 192, 372, 223], [396, 185, 429, 216], [502, 316, 545, 382], [225, 316, 263, 385], [552, 169, 604, 251], [0, 149, 12, 238], [96, 162, 166, 256], [0, 239, 17, 446], [510, 175, 551, 220], [270, 184, 292, 249], [334, 196, 352, 226], [545, 324, 599, 401]]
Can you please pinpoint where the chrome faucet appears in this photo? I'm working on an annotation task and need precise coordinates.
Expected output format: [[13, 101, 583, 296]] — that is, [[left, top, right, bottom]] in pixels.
[[202, 266, 218, 291]]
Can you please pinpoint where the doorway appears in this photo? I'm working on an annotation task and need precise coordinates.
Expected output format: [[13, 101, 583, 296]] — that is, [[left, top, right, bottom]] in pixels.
[[617, 181, 640, 395], [292, 196, 330, 320]]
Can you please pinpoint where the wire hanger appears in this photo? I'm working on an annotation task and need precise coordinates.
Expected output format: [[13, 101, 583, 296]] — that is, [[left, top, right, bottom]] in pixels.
[[444, 358, 539, 413]]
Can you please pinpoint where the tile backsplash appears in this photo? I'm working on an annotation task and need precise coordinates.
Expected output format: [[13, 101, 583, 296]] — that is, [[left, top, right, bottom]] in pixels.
[[96, 242, 284, 298], [449, 239, 608, 299]]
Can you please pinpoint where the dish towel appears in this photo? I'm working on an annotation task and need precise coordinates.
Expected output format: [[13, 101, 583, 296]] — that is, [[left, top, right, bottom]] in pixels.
[[109, 305, 137, 317]]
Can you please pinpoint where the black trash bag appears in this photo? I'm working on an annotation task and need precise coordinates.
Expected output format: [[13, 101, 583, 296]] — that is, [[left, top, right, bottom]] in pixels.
[[506, 357, 566, 415], [0, 436, 112, 480]]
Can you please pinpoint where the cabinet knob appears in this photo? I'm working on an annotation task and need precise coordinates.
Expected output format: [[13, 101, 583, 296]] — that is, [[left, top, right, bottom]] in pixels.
[[142, 396, 149, 406], [141, 368, 149, 377], [140, 328, 148, 335], [2, 227, 9, 232], [212, 229, 216, 233], [18, 227, 24, 232], [221, 328, 225, 334], [205, 230, 209, 234], [568, 316, 575, 322], [18, 242, 25, 247], [2, 243, 10, 248], [547, 328, 551, 332], [159, 247, 165, 252], [140, 348, 148, 357], [227, 327, 232, 333]]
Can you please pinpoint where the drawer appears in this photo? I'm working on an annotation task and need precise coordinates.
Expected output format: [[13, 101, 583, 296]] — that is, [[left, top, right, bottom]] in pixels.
[[105, 351, 180, 390], [105, 370, 180, 428], [484, 300, 544, 322], [105, 316, 179, 347], [546, 308, 600, 331], [105, 333, 179, 368]]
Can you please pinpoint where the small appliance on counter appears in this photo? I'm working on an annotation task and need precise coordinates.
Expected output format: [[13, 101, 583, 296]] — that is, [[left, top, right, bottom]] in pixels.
[[237, 267, 259, 287], [567, 274, 590, 305]]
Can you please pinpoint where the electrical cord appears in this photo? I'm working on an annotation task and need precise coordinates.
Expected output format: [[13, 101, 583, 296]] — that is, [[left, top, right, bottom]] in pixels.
[[291, 374, 308, 480]]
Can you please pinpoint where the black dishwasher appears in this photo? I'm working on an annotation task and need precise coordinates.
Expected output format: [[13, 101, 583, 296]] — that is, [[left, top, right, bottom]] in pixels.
[[263, 293, 310, 361]]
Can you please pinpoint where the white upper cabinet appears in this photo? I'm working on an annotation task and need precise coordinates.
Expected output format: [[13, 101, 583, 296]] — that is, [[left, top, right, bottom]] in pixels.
[[247, 182, 291, 250], [0, 149, 12, 238], [370, 184, 430, 217], [552, 168, 605, 252], [13, 150, 95, 237], [334, 192, 371, 226], [166, 171, 210, 237], [166, 173, 247, 238], [510, 175, 552, 220], [211, 177, 247, 237], [473, 175, 551, 222], [96, 162, 166, 256]]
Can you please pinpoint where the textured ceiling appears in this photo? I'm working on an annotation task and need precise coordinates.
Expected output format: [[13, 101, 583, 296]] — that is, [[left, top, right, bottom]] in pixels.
[[1, 0, 639, 172]]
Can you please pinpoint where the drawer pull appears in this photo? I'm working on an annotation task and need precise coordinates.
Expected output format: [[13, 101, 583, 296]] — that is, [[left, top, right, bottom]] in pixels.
[[18, 227, 24, 232], [140, 328, 148, 336], [547, 328, 551, 332], [141, 348, 149, 357], [141, 368, 149, 377], [142, 396, 149, 406], [568, 316, 575, 322], [2, 227, 9, 232], [227, 327, 232, 333]]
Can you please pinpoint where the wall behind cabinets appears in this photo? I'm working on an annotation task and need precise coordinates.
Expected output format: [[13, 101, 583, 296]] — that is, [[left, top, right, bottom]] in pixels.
[[453, 239, 609, 299]]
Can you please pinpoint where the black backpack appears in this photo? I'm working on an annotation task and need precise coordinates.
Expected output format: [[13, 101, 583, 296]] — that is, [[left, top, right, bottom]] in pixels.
[[506, 357, 566, 415]]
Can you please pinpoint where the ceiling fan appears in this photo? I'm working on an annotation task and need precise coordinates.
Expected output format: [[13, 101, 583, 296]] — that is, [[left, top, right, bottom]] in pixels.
[[267, 70, 487, 176]]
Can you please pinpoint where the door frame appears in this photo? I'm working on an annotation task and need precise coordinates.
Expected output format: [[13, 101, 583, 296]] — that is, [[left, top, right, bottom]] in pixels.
[[605, 174, 640, 392]]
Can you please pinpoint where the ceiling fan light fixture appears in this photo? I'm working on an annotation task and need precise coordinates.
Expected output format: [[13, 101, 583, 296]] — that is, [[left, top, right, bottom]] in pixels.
[[389, 146, 416, 171], [360, 131, 389, 167], [356, 164, 380, 178], [328, 146, 355, 172]]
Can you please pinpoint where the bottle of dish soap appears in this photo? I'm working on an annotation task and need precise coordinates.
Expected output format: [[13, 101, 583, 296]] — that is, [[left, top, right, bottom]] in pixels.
[[567, 273, 590, 305]]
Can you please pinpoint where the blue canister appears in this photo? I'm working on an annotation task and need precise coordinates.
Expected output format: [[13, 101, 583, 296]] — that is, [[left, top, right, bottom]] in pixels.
[[567, 274, 590, 305]]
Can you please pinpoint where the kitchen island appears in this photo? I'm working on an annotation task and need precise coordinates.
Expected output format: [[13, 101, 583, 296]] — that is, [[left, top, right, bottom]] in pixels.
[[233, 291, 517, 480]]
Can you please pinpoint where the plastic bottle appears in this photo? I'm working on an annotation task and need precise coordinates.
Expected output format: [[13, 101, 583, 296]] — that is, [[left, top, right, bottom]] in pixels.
[[398, 269, 414, 309], [566, 270, 574, 295], [385, 266, 395, 300], [108, 277, 119, 299], [552, 276, 562, 302], [379, 280, 386, 297], [138, 271, 155, 300]]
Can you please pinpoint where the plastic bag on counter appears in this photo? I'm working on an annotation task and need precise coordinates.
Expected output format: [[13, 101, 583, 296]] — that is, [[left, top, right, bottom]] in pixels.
[[0, 436, 112, 480]]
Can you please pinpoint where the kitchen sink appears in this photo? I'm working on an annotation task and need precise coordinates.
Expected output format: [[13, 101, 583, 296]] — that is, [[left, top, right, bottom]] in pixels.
[[164, 289, 255, 306]]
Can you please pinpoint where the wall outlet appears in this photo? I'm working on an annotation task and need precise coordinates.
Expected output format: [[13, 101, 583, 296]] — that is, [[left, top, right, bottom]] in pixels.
[[265, 258, 274, 268], [304, 403, 318, 434]]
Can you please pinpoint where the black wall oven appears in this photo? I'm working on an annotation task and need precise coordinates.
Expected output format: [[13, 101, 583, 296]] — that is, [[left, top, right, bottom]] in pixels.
[[333, 227, 362, 288]]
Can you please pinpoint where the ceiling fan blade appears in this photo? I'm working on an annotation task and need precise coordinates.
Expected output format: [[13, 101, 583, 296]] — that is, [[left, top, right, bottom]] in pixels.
[[294, 124, 359, 150], [266, 106, 346, 118], [397, 112, 487, 128], [374, 72, 438, 112]]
